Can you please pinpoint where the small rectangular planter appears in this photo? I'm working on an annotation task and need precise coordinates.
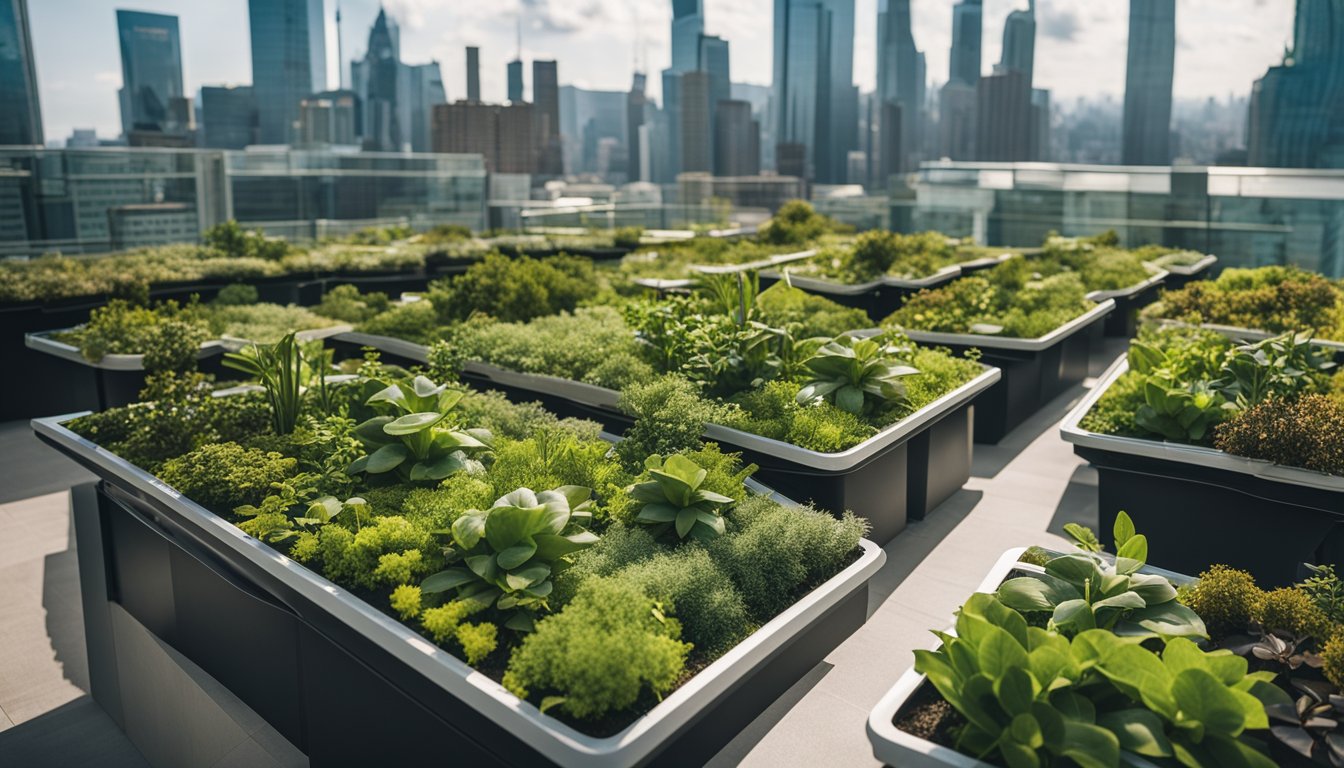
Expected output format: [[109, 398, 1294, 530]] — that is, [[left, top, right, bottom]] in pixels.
[[866, 548, 1193, 767], [26, 324, 352, 412], [35, 413, 884, 768], [891, 300, 1115, 445], [1061, 354, 1344, 588], [1144, 318, 1344, 361], [1147, 253, 1217, 291], [1084, 265, 1169, 338], [760, 266, 963, 324]]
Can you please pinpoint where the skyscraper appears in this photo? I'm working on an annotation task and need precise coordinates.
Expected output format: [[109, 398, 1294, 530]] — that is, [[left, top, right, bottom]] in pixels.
[[824, 0, 857, 184], [0, 0, 44, 146], [1000, 1, 1036, 86], [627, 72, 648, 181], [466, 47, 480, 102], [949, 0, 983, 86], [532, 60, 562, 175], [715, 100, 761, 176], [507, 60, 524, 103], [249, 0, 325, 145], [1248, 0, 1344, 168], [680, 70, 713, 172], [1122, 0, 1175, 165], [404, 62, 446, 153], [976, 69, 1032, 160], [116, 10, 184, 135], [200, 85, 257, 149], [698, 34, 730, 171], [671, 0, 705, 74], [773, 0, 856, 182], [875, 0, 921, 179], [357, 9, 401, 151]]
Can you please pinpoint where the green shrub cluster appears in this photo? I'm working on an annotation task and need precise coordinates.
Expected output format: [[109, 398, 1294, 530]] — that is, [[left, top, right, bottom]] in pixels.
[[1214, 394, 1344, 474], [429, 253, 602, 324], [314, 284, 392, 323], [753, 283, 869, 336], [1144, 266, 1344, 339], [158, 442, 297, 510], [758, 200, 844, 245], [791, 230, 961, 283]]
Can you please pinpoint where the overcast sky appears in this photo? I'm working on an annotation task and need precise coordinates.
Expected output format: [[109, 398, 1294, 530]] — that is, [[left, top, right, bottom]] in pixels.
[[29, 0, 1295, 144]]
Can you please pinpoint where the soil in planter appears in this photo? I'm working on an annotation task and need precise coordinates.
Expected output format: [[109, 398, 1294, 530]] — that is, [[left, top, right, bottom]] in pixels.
[[893, 679, 965, 746]]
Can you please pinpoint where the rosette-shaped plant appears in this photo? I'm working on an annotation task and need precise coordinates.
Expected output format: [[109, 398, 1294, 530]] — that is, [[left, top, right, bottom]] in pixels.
[[420, 486, 597, 631], [348, 375, 494, 482], [629, 454, 735, 542], [795, 334, 919, 415]]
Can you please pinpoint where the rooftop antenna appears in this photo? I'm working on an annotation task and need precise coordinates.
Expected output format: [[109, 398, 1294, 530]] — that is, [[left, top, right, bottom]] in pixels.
[[335, 3, 344, 90]]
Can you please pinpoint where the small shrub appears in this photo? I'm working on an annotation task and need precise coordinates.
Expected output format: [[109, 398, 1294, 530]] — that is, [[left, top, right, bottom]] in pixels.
[[612, 547, 755, 657], [1256, 587, 1337, 643], [1181, 564, 1264, 637], [390, 584, 423, 619], [158, 442, 297, 510], [429, 253, 600, 324], [356, 300, 440, 345], [502, 578, 690, 720], [212, 283, 259, 306], [758, 200, 838, 245], [315, 284, 391, 323], [318, 516, 429, 589], [1322, 632, 1344, 688], [1214, 395, 1344, 475], [616, 375, 720, 467]]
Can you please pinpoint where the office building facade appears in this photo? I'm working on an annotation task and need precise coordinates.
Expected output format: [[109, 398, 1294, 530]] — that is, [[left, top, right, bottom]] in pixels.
[[1247, 0, 1344, 168], [773, 0, 857, 183], [248, 0, 326, 145], [116, 10, 185, 136], [532, 60, 562, 175], [1122, 0, 1176, 165], [0, 0, 43, 145], [199, 85, 257, 149]]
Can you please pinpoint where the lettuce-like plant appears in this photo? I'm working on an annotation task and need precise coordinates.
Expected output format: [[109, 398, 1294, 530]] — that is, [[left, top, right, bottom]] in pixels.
[[1128, 339, 1231, 441], [628, 454, 735, 542], [348, 375, 494, 482], [795, 334, 919, 415], [997, 512, 1206, 639], [1214, 331, 1335, 409], [420, 486, 597, 631]]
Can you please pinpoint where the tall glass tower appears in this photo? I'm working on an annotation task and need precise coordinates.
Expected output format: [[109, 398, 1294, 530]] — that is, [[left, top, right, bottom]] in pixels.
[[773, 0, 856, 182], [670, 0, 704, 74], [249, 0, 327, 145], [1248, 0, 1344, 168], [116, 10, 183, 135], [999, 0, 1036, 86], [1121, 0, 1175, 165], [0, 0, 43, 145], [949, 0, 982, 86]]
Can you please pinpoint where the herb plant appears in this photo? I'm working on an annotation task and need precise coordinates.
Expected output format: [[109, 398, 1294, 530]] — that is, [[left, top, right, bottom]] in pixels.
[[348, 376, 495, 482], [223, 332, 306, 434], [795, 334, 919, 415], [628, 454, 735, 542]]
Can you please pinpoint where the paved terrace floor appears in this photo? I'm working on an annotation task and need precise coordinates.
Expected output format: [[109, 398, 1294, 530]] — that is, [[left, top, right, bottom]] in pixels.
[[0, 338, 1128, 768]]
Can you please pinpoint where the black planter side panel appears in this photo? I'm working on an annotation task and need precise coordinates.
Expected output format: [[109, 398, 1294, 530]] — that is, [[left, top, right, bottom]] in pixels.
[[748, 443, 909, 545], [907, 405, 974, 520], [105, 494, 177, 644], [169, 545, 307, 750], [1095, 465, 1339, 588]]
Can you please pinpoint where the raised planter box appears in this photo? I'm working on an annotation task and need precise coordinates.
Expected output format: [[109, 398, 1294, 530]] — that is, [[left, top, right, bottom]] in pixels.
[[1145, 317, 1344, 361], [34, 413, 884, 768], [329, 330, 1001, 545], [1084, 265, 1169, 338], [889, 300, 1115, 444], [866, 547, 1194, 767], [25, 324, 352, 411], [1147, 253, 1217, 291], [1061, 354, 1344, 587], [761, 266, 964, 324]]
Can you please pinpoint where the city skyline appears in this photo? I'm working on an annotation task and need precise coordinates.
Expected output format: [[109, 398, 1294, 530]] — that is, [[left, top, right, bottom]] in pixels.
[[27, 0, 1295, 145]]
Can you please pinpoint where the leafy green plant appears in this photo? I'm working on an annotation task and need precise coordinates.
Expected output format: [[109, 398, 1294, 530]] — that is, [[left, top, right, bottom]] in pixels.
[[758, 200, 839, 245], [348, 376, 495, 482], [795, 334, 919, 415], [996, 512, 1207, 639], [1145, 266, 1344, 341], [223, 332, 306, 434], [628, 454, 735, 542], [1300, 564, 1344, 626], [1127, 338, 1231, 441], [420, 485, 598, 631], [1214, 394, 1344, 475], [1214, 332, 1335, 409]]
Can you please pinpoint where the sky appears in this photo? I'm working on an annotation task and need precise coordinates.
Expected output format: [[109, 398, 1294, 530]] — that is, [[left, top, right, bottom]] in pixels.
[[28, 0, 1296, 144]]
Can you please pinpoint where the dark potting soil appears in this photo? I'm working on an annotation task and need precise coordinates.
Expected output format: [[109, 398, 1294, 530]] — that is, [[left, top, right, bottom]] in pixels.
[[893, 679, 965, 746]]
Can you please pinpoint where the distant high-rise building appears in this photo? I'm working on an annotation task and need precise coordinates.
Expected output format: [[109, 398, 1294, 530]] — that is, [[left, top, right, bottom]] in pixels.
[[698, 34, 730, 171], [671, 0, 705, 74], [949, 0, 983, 86], [938, 81, 977, 159], [404, 62, 446, 153], [116, 10, 184, 136], [976, 69, 1032, 161], [299, 90, 357, 145], [560, 84, 626, 175], [679, 71, 713, 172], [248, 0, 326, 145], [532, 60, 561, 175], [507, 59, 524, 103], [0, 0, 44, 145], [1122, 0, 1175, 165], [200, 85, 257, 149], [433, 101, 536, 174], [715, 99, 760, 176], [466, 46, 480, 102], [1000, 1, 1036, 86], [824, 0, 858, 184], [875, 0, 923, 179], [357, 9, 401, 151], [773, 0, 857, 182], [1031, 87, 1051, 160], [627, 73, 647, 181], [1248, 0, 1344, 168]]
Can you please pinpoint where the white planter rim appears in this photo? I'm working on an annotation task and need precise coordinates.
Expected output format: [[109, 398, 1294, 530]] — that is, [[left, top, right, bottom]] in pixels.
[[880, 299, 1115, 352], [1143, 253, 1217, 276], [1084, 265, 1169, 302]]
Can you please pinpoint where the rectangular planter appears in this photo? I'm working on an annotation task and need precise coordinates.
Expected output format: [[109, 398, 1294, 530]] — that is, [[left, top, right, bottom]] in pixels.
[[893, 300, 1115, 444], [866, 548, 1194, 768], [1147, 253, 1216, 291], [1061, 354, 1344, 588], [36, 413, 884, 768], [1084, 265, 1169, 338], [760, 266, 963, 324], [1145, 318, 1344, 362], [25, 324, 352, 411]]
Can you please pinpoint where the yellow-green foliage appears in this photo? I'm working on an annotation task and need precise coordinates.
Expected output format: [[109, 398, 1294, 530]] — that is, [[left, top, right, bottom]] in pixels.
[[610, 547, 755, 657], [1018, 546, 1051, 567], [421, 600, 485, 644], [1181, 564, 1264, 637], [1323, 632, 1344, 688], [400, 479, 493, 530], [502, 579, 691, 720], [390, 585, 422, 620], [317, 516, 428, 589], [372, 550, 426, 586], [754, 283, 869, 337], [709, 496, 866, 618], [1257, 587, 1338, 642], [158, 442, 297, 510], [456, 622, 499, 665], [289, 531, 320, 562]]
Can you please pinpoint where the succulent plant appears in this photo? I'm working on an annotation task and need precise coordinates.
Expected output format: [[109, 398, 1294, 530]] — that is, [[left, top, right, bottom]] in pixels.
[[795, 333, 919, 415], [628, 453, 736, 542], [348, 375, 495, 482]]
